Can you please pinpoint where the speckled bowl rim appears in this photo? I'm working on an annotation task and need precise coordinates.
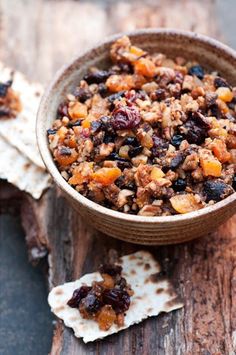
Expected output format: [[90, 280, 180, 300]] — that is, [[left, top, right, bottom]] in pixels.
[[37, 28, 236, 224]]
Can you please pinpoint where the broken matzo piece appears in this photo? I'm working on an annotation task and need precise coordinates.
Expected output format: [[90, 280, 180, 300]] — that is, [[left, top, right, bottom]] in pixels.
[[0, 135, 51, 199], [0, 62, 45, 169], [48, 251, 183, 343]]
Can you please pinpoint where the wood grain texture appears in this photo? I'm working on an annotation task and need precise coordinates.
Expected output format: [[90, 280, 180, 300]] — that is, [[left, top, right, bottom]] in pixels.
[[0, 0, 235, 354]]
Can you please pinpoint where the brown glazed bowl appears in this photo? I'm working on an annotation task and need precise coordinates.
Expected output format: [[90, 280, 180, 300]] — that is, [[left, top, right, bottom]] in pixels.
[[37, 29, 236, 245]]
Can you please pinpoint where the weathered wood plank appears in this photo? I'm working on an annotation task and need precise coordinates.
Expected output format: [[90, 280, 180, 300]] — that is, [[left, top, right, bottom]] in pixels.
[[0, 0, 235, 354]]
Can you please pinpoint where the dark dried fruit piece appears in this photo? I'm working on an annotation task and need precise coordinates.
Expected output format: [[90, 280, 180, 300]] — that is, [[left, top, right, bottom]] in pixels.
[[170, 152, 185, 170], [0, 80, 12, 97], [111, 106, 141, 130], [79, 293, 102, 315], [232, 175, 236, 191], [58, 103, 68, 117], [153, 88, 166, 101], [128, 145, 143, 158], [188, 65, 204, 79], [214, 76, 231, 89], [171, 134, 184, 148], [47, 128, 57, 135], [84, 70, 111, 84], [151, 135, 169, 157], [97, 83, 108, 97], [102, 288, 130, 314], [59, 146, 71, 156], [184, 112, 209, 145], [99, 263, 122, 276], [74, 87, 92, 102], [172, 178, 187, 191], [67, 286, 92, 308], [91, 120, 102, 134], [68, 120, 81, 128], [203, 180, 233, 202], [123, 136, 139, 146]]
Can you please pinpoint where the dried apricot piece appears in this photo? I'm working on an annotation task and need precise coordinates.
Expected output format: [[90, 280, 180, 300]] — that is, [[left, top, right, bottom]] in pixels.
[[68, 101, 87, 120], [106, 74, 134, 92], [96, 305, 116, 331], [54, 147, 78, 166], [92, 167, 121, 186], [81, 118, 91, 129], [134, 58, 156, 78], [211, 139, 231, 163], [170, 194, 202, 214], [216, 87, 233, 102], [200, 150, 222, 177], [69, 162, 93, 185]]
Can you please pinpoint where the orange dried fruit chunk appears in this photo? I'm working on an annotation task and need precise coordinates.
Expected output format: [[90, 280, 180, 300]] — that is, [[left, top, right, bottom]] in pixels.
[[92, 167, 121, 186], [69, 162, 93, 185], [101, 274, 115, 289], [97, 305, 116, 331], [81, 118, 91, 129], [140, 134, 154, 149], [200, 154, 222, 177], [134, 58, 156, 78], [106, 74, 134, 92], [68, 101, 87, 120], [211, 139, 231, 163], [54, 147, 78, 166], [216, 87, 233, 102], [170, 194, 202, 214], [150, 167, 165, 180], [67, 135, 77, 148], [57, 126, 68, 141], [129, 45, 146, 58]]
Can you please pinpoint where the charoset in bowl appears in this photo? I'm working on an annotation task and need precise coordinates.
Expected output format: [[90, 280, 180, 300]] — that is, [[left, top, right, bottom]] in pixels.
[[37, 29, 236, 245]]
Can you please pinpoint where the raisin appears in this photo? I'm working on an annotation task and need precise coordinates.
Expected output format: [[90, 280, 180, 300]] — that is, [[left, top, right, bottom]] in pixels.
[[111, 106, 141, 130], [188, 65, 204, 79], [184, 112, 209, 145], [151, 135, 169, 157], [102, 289, 130, 314], [154, 88, 166, 101], [59, 147, 71, 156], [214, 76, 231, 89], [79, 293, 102, 315], [74, 87, 92, 102], [107, 91, 126, 110], [123, 137, 139, 146], [172, 179, 187, 191], [99, 264, 122, 276], [171, 134, 184, 148], [170, 152, 185, 170], [128, 145, 143, 158], [91, 120, 102, 134], [0, 81, 12, 97], [68, 120, 81, 128], [84, 70, 111, 84], [97, 83, 108, 97], [58, 103, 68, 117], [67, 286, 92, 308], [47, 128, 57, 135], [203, 180, 230, 202]]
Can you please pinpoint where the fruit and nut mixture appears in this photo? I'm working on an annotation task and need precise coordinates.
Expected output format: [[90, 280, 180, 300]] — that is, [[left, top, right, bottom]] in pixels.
[[67, 263, 133, 331], [0, 79, 22, 118], [48, 36, 236, 216]]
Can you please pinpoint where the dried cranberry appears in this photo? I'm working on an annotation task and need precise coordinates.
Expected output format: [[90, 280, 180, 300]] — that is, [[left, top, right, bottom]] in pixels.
[[102, 289, 130, 314], [111, 106, 141, 130], [214, 76, 231, 89], [67, 286, 92, 308], [74, 87, 92, 102], [99, 263, 122, 276], [47, 128, 57, 135], [188, 65, 204, 79], [80, 293, 102, 314], [97, 83, 108, 97], [123, 136, 139, 146], [170, 152, 185, 170], [0, 80, 12, 97], [204, 180, 231, 202], [84, 70, 110, 84], [172, 178, 187, 191], [128, 145, 143, 158], [171, 134, 184, 148]]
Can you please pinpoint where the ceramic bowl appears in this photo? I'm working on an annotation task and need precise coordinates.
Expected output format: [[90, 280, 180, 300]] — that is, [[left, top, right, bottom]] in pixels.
[[37, 29, 236, 245]]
